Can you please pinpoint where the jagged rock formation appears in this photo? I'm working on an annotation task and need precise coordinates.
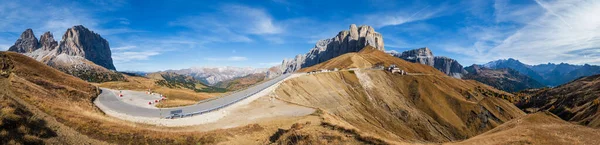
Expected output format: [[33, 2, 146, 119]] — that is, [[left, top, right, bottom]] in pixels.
[[56, 26, 115, 70], [267, 24, 384, 78], [391, 47, 467, 78], [7, 26, 123, 82], [434, 56, 468, 78], [393, 47, 434, 66], [39, 32, 58, 51], [8, 29, 38, 53]]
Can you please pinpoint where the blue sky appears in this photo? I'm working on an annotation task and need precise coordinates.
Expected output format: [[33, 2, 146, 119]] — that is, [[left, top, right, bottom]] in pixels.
[[1, 0, 599, 71]]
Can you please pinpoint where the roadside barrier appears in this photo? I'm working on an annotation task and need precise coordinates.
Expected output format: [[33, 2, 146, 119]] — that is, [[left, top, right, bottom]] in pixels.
[[165, 73, 292, 119]]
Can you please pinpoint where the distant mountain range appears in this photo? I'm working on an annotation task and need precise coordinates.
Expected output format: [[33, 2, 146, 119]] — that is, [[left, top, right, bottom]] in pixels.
[[7, 26, 124, 82], [146, 72, 227, 93], [482, 58, 600, 87], [464, 64, 546, 92], [164, 66, 267, 85]]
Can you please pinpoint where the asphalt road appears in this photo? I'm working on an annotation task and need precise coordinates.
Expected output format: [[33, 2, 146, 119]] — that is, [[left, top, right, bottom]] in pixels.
[[95, 73, 292, 118]]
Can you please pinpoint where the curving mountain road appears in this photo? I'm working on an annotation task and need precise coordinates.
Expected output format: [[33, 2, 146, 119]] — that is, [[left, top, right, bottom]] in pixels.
[[94, 73, 292, 118]]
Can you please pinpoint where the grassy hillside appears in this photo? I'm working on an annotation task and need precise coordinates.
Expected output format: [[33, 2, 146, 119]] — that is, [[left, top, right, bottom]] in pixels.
[[147, 72, 228, 93], [453, 112, 600, 144], [0, 51, 265, 144], [275, 47, 525, 143], [464, 65, 546, 92], [98, 73, 223, 108], [515, 74, 600, 128], [215, 73, 266, 91]]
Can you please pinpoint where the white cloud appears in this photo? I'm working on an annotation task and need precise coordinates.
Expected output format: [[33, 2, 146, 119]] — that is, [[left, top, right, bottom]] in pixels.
[[170, 4, 283, 44], [493, 0, 544, 24], [222, 4, 283, 34], [488, 0, 600, 65], [111, 45, 137, 51], [0, 44, 10, 51], [112, 51, 160, 63], [259, 62, 281, 66], [441, 0, 600, 65], [204, 56, 248, 61], [362, 5, 448, 28]]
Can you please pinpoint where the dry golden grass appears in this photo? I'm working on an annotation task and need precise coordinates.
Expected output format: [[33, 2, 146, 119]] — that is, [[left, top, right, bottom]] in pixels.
[[451, 112, 600, 145], [275, 48, 525, 143], [216, 73, 266, 91], [0, 52, 274, 144], [299, 46, 444, 75], [516, 74, 600, 128], [98, 74, 223, 108]]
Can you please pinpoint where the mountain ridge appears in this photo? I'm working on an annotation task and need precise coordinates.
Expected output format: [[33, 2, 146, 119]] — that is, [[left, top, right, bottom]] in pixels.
[[7, 25, 123, 82], [390, 47, 468, 78], [464, 64, 546, 92], [482, 58, 600, 86], [266, 24, 384, 78]]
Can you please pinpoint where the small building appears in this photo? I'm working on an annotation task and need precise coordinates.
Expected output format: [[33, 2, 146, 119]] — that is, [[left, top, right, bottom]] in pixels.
[[333, 68, 339, 71]]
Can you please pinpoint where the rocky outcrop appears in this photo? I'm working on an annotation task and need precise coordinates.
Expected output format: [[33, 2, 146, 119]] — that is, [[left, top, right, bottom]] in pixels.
[[57, 25, 116, 70], [39, 32, 58, 51], [267, 24, 384, 78], [434, 56, 467, 78], [8, 29, 39, 53], [392, 47, 467, 78], [7, 26, 123, 82], [392, 47, 434, 66]]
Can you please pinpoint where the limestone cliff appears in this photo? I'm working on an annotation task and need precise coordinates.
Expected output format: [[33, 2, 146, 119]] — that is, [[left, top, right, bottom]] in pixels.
[[267, 24, 384, 78], [392, 47, 467, 78], [7, 26, 123, 82]]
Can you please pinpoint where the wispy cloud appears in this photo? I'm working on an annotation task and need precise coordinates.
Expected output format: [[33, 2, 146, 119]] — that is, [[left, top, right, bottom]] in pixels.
[[0, 44, 10, 51], [112, 51, 160, 63], [111, 45, 137, 51], [361, 4, 449, 28], [170, 4, 283, 44], [259, 62, 281, 66], [439, 0, 600, 65], [204, 56, 248, 61], [488, 0, 600, 64]]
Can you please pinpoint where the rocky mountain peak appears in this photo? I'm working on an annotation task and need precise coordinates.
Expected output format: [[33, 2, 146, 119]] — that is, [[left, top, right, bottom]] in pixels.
[[393, 47, 434, 66], [267, 24, 384, 78], [392, 47, 466, 78], [39, 31, 58, 51], [8, 29, 39, 53], [57, 25, 116, 70]]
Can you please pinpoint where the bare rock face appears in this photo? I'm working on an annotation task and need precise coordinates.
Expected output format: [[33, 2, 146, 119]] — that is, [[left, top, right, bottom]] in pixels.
[[434, 56, 467, 78], [57, 25, 116, 70], [391, 47, 467, 78], [267, 24, 384, 78], [39, 32, 58, 51], [7, 26, 123, 82], [8, 29, 39, 53], [393, 47, 435, 66]]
